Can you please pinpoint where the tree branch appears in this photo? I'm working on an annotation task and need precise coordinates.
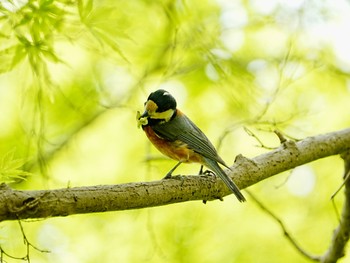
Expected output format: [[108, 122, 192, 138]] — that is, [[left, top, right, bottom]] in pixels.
[[0, 128, 350, 222], [247, 190, 320, 261], [321, 151, 350, 263]]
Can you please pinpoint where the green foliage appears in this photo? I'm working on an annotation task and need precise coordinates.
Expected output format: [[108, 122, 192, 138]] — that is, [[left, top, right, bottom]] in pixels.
[[0, 0, 67, 72], [0, 150, 31, 183], [0, 0, 350, 262]]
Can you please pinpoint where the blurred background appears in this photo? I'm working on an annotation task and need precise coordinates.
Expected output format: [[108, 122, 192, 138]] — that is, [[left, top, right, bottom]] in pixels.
[[0, 0, 350, 262]]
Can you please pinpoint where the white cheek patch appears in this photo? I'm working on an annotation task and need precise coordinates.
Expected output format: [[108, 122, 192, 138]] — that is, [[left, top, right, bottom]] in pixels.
[[151, 109, 174, 121]]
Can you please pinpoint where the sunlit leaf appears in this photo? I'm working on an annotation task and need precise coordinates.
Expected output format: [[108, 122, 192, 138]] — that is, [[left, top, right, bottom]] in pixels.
[[90, 27, 130, 62], [78, 0, 93, 21], [0, 45, 25, 73], [11, 44, 27, 69], [0, 150, 32, 183]]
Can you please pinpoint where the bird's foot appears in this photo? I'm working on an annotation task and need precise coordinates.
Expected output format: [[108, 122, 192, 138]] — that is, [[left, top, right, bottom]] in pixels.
[[202, 196, 223, 204], [203, 170, 216, 177], [163, 173, 184, 181], [163, 173, 172, 179], [166, 174, 186, 186], [171, 175, 185, 180], [198, 165, 216, 177], [163, 161, 182, 179]]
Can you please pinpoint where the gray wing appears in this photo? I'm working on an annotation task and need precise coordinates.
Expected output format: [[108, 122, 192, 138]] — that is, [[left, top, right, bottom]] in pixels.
[[152, 113, 228, 167]]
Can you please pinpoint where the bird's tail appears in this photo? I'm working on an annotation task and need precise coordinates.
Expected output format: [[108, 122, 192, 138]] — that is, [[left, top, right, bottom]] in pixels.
[[203, 157, 246, 202]]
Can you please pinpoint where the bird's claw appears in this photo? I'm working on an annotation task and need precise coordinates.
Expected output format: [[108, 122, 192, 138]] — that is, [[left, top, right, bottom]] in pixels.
[[163, 174, 185, 186], [163, 173, 172, 179], [202, 196, 223, 204], [198, 165, 216, 177], [203, 170, 216, 177], [171, 175, 185, 180]]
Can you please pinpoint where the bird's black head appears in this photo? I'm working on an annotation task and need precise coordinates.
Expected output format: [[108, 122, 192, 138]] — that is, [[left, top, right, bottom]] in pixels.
[[147, 89, 177, 112], [139, 89, 177, 124]]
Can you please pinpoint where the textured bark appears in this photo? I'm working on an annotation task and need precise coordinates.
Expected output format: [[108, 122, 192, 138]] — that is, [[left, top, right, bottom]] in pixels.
[[0, 128, 349, 222]]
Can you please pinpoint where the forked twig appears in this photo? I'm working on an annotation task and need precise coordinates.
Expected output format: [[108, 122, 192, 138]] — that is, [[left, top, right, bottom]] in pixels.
[[246, 190, 320, 261]]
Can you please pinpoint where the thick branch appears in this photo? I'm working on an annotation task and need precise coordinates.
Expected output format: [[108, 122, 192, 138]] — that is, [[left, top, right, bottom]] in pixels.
[[0, 128, 350, 222]]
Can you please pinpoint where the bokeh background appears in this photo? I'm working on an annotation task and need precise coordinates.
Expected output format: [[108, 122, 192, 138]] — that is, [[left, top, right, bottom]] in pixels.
[[1, 0, 350, 262]]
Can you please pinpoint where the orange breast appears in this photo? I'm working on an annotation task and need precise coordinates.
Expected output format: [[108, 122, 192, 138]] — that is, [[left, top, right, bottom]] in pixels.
[[143, 126, 203, 164]]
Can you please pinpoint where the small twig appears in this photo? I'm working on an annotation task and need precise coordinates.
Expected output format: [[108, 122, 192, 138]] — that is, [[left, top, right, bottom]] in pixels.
[[246, 190, 320, 261], [18, 220, 50, 254], [274, 171, 293, 189], [331, 170, 350, 223], [243, 127, 276, 150], [331, 170, 350, 200], [0, 220, 49, 263], [274, 130, 287, 144], [0, 247, 27, 261], [331, 198, 341, 223], [321, 151, 350, 263]]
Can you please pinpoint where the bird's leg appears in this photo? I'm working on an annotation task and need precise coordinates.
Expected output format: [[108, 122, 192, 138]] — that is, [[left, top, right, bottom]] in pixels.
[[163, 161, 182, 179], [198, 165, 216, 177], [198, 165, 204, 175]]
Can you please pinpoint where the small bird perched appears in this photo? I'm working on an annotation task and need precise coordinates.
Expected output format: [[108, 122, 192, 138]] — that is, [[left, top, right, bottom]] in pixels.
[[137, 89, 245, 202]]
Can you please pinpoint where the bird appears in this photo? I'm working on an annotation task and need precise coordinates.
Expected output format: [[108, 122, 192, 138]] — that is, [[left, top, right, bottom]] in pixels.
[[137, 89, 245, 202]]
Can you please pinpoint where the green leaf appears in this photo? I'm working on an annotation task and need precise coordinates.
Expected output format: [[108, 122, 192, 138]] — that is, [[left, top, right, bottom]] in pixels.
[[0, 45, 25, 74], [0, 150, 32, 183], [92, 27, 130, 62], [78, 0, 93, 21], [11, 44, 27, 69]]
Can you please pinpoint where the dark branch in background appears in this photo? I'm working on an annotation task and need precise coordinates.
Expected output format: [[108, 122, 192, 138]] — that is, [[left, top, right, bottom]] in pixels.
[[247, 190, 320, 261], [245, 150, 350, 263], [0, 128, 349, 223], [321, 151, 350, 263], [0, 220, 49, 262]]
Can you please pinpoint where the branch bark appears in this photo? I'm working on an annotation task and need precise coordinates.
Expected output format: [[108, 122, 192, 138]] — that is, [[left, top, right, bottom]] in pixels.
[[0, 128, 349, 222]]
